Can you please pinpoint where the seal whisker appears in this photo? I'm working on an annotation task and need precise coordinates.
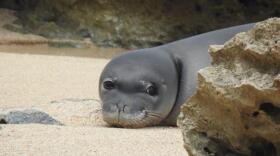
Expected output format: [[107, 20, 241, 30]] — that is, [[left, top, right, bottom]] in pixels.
[[147, 113, 162, 118], [145, 111, 164, 119], [140, 115, 161, 123]]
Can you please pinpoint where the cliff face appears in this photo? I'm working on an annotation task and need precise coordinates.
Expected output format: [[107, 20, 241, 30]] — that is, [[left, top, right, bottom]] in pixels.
[[0, 0, 279, 49], [178, 18, 280, 156]]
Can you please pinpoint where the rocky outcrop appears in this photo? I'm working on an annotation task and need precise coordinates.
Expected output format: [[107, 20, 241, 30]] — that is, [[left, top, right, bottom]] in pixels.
[[178, 18, 280, 156], [0, 0, 279, 49]]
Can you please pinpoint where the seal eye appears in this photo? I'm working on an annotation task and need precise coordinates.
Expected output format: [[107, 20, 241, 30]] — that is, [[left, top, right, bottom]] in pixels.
[[103, 80, 115, 90], [146, 85, 157, 96]]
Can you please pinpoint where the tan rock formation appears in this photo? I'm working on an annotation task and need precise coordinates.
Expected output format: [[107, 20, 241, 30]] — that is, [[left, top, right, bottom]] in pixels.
[[178, 18, 280, 156]]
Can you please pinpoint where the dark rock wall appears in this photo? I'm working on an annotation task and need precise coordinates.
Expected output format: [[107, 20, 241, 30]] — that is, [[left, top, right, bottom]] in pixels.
[[0, 0, 279, 49]]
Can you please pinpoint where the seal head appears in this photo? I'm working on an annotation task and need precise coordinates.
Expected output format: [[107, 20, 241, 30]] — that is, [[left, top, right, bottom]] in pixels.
[[99, 49, 179, 128]]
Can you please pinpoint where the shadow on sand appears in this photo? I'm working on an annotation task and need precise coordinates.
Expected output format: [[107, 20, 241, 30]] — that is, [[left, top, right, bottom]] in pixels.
[[0, 44, 127, 59]]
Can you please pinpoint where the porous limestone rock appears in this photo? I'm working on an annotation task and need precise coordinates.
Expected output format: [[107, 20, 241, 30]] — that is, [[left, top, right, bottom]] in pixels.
[[178, 18, 280, 156]]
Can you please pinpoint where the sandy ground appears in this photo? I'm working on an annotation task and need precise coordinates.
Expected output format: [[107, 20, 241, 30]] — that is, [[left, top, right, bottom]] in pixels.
[[1, 125, 184, 156], [0, 8, 187, 156], [0, 51, 186, 156], [0, 52, 107, 108]]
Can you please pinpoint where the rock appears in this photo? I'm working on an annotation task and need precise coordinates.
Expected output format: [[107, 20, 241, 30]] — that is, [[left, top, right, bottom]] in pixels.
[[178, 18, 280, 156], [0, 109, 62, 125], [1, 0, 279, 49], [0, 98, 105, 127]]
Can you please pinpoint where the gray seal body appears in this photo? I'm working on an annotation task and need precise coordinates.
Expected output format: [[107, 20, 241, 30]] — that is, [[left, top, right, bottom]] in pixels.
[[99, 23, 254, 128]]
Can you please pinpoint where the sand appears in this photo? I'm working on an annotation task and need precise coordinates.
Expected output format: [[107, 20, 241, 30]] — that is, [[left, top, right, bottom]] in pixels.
[[1, 125, 184, 156], [0, 8, 186, 156], [0, 51, 187, 156], [0, 52, 107, 108]]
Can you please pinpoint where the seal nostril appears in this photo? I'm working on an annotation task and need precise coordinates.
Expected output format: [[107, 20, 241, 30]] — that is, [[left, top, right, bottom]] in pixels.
[[122, 105, 127, 112], [0, 119, 7, 124], [115, 103, 127, 112]]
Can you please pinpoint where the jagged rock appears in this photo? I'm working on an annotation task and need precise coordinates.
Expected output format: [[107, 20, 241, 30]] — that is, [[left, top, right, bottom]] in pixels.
[[178, 18, 280, 156], [0, 109, 62, 125]]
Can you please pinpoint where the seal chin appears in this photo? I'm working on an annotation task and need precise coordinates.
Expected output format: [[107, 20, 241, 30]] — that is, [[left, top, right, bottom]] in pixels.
[[102, 110, 163, 128]]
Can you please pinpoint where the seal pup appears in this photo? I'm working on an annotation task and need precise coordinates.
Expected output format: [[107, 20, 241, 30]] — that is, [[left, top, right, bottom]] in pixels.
[[99, 23, 254, 128]]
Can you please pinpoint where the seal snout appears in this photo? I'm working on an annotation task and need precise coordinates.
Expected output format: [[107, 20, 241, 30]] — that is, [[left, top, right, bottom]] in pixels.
[[102, 101, 150, 128]]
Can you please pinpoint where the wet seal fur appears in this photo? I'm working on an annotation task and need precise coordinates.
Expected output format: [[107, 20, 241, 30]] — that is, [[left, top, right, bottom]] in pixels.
[[99, 23, 254, 128]]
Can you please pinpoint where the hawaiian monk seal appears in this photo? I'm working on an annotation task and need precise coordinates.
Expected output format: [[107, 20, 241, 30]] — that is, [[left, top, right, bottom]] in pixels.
[[99, 23, 254, 128]]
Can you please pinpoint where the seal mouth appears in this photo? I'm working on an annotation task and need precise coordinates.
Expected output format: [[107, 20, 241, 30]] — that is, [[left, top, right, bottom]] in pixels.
[[103, 110, 164, 128]]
